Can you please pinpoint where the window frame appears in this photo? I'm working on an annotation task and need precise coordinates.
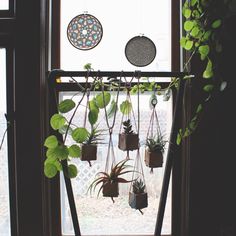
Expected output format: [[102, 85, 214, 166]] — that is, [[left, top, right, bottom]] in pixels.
[[48, 0, 187, 235]]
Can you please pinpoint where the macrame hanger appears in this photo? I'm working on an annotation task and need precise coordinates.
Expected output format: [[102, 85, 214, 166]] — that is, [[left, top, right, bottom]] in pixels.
[[101, 73, 121, 172]]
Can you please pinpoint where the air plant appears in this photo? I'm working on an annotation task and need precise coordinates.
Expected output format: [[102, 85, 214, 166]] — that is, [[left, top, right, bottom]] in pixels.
[[88, 159, 134, 203]]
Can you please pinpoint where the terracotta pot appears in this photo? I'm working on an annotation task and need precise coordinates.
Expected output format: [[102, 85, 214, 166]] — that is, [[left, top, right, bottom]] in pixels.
[[81, 144, 97, 161], [129, 192, 148, 210], [118, 133, 139, 151], [102, 181, 119, 197], [144, 148, 163, 168]]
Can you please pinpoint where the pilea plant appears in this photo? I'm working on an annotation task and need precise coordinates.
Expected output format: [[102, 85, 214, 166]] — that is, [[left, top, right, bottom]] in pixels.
[[44, 84, 113, 178], [175, 0, 232, 144]]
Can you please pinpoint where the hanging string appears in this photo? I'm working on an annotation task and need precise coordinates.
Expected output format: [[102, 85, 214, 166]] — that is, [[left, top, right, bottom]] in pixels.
[[100, 73, 122, 172]]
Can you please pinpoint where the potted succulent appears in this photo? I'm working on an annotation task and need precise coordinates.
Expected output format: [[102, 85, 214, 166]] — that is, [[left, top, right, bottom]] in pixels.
[[88, 159, 134, 203], [129, 178, 148, 214], [144, 135, 167, 169], [80, 126, 104, 166], [118, 119, 139, 151]]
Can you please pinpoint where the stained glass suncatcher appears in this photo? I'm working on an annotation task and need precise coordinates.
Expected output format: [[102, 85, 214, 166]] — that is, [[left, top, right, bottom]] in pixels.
[[67, 14, 103, 50]]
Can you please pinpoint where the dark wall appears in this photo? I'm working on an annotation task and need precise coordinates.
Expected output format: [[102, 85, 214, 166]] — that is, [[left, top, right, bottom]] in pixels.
[[188, 14, 236, 236]]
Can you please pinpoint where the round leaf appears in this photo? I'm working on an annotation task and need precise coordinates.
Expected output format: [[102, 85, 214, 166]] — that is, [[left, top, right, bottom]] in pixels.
[[203, 70, 213, 79], [68, 144, 81, 158], [180, 37, 187, 47], [50, 114, 66, 130], [190, 26, 200, 37], [44, 163, 58, 178], [185, 40, 194, 50], [95, 92, 111, 108], [199, 45, 210, 56], [44, 135, 58, 148], [89, 99, 99, 113], [58, 99, 76, 113], [120, 100, 132, 115], [184, 20, 194, 31], [107, 99, 117, 118], [67, 164, 78, 178], [211, 19, 222, 29], [203, 84, 214, 92], [59, 125, 73, 135], [72, 127, 89, 143], [88, 109, 98, 125], [46, 145, 69, 160], [183, 8, 191, 18]]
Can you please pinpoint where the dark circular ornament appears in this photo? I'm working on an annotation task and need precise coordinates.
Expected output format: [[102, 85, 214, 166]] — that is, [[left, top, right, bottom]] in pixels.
[[125, 35, 156, 67], [67, 13, 103, 50]]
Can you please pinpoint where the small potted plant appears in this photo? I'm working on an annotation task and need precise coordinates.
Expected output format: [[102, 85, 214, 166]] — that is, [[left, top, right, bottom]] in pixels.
[[129, 178, 148, 214], [88, 159, 133, 203], [145, 135, 167, 169], [118, 119, 139, 151], [81, 126, 104, 166]]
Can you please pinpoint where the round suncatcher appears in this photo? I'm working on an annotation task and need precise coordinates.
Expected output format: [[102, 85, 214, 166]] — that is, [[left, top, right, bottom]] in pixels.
[[125, 35, 156, 67], [67, 13, 103, 50]]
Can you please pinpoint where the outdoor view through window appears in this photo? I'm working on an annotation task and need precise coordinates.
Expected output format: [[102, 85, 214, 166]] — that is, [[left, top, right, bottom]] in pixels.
[[60, 0, 172, 235]]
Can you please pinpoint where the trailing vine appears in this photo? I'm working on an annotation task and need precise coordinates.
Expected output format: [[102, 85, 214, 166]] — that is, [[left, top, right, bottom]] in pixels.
[[176, 0, 233, 144]]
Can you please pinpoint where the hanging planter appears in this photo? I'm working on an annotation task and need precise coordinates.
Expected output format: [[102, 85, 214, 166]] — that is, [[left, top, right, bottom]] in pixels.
[[118, 119, 139, 151], [118, 87, 139, 152], [129, 178, 148, 214], [144, 94, 167, 171], [81, 143, 97, 161]]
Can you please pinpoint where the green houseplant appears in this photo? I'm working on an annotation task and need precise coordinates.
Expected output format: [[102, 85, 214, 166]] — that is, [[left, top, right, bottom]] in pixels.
[[144, 135, 167, 168], [118, 119, 139, 151], [88, 159, 134, 203], [44, 85, 112, 178], [129, 178, 148, 214]]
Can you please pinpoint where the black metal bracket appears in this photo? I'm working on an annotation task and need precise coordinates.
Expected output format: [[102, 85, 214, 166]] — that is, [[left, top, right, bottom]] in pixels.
[[47, 69, 188, 236]]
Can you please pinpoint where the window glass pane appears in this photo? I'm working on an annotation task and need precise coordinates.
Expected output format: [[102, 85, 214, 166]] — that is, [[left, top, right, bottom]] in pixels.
[[0, 1, 9, 10], [60, 90, 172, 235], [0, 48, 11, 236], [61, 0, 171, 71]]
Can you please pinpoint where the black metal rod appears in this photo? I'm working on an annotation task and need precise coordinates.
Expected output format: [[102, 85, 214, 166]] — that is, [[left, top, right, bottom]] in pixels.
[[155, 78, 185, 235], [48, 69, 188, 80], [48, 72, 81, 236]]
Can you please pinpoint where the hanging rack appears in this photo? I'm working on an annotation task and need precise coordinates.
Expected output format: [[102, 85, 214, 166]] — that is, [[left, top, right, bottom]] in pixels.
[[48, 69, 190, 236]]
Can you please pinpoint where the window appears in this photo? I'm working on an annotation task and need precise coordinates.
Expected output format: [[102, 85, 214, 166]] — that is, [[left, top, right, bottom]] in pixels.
[[59, 0, 173, 235], [61, 0, 171, 72], [0, 1, 9, 10], [0, 48, 11, 236], [59, 90, 172, 235]]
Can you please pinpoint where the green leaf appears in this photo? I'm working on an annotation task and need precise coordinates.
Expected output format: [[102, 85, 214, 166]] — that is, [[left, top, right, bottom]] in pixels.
[[191, 0, 197, 6], [185, 40, 194, 50], [59, 125, 73, 135], [196, 104, 203, 113], [211, 19, 222, 29], [58, 99, 75, 113], [46, 145, 69, 160], [72, 127, 89, 143], [183, 8, 192, 18], [89, 99, 99, 113], [198, 45, 210, 60], [184, 20, 194, 31], [190, 26, 200, 37], [203, 70, 213, 79], [83, 63, 92, 70], [120, 100, 132, 115], [95, 92, 111, 108], [202, 30, 212, 41], [176, 129, 183, 145], [68, 144, 81, 158], [192, 10, 200, 18], [180, 37, 187, 47], [88, 109, 98, 125], [44, 163, 58, 178], [203, 84, 214, 92], [107, 99, 117, 118], [50, 114, 66, 130], [44, 135, 58, 148], [67, 164, 78, 178]]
